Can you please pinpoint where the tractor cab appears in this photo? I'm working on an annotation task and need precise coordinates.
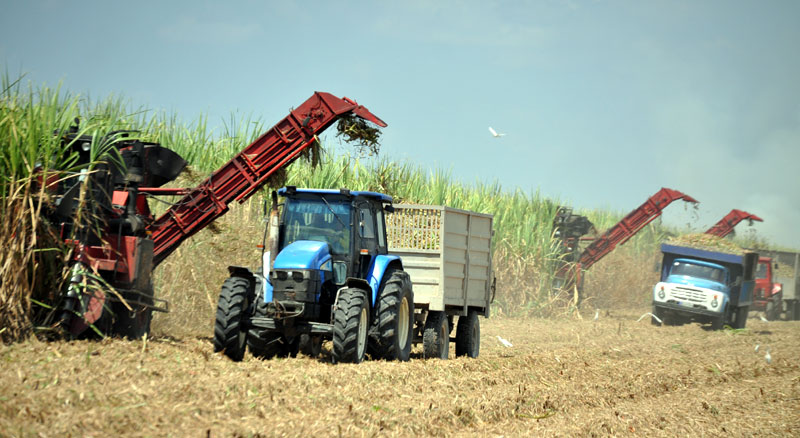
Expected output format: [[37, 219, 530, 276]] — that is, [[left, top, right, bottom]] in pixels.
[[275, 187, 393, 285]]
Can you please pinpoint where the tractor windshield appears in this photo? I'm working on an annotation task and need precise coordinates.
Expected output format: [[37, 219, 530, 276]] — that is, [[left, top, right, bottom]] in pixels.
[[670, 261, 726, 284], [280, 196, 351, 254]]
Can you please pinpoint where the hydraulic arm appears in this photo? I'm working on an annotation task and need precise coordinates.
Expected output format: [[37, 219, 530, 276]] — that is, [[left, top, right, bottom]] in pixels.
[[577, 188, 698, 270], [146, 92, 386, 266], [705, 209, 762, 238]]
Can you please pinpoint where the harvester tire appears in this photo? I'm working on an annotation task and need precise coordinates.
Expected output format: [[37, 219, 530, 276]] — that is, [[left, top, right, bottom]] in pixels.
[[368, 269, 414, 361], [423, 311, 449, 359], [213, 276, 252, 362], [332, 288, 369, 364], [455, 311, 481, 358]]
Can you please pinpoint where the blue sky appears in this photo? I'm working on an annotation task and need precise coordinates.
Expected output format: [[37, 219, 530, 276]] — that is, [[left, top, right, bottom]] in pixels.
[[2, 0, 799, 248]]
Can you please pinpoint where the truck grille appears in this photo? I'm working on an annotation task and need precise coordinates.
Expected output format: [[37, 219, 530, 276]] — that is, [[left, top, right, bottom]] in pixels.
[[671, 286, 706, 303]]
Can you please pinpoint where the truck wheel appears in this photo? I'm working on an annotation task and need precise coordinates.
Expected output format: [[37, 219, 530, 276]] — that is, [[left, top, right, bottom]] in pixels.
[[731, 306, 749, 329], [332, 288, 369, 364], [651, 307, 664, 326], [710, 315, 725, 330], [213, 276, 252, 361], [765, 298, 781, 321], [455, 310, 481, 358], [369, 269, 414, 361], [423, 311, 449, 359]]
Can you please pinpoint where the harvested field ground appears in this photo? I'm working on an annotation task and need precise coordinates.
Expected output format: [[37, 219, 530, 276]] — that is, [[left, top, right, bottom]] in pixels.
[[1, 311, 799, 437]]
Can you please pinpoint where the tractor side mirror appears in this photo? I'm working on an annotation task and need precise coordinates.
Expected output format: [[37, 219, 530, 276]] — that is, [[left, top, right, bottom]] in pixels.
[[774, 262, 779, 271], [384, 204, 395, 213]]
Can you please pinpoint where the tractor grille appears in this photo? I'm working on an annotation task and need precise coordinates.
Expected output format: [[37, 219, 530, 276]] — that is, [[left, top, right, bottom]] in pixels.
[[670, 286, 706, 303]]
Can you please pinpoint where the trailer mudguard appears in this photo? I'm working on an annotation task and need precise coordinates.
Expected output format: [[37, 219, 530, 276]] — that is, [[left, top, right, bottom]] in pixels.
[[366, 255, 403, 306]]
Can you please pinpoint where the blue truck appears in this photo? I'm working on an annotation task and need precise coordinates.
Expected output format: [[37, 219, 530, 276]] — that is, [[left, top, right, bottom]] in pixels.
[[652, 243, 759, 329]]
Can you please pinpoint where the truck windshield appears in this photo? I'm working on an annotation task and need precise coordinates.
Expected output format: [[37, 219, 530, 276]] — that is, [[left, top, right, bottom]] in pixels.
[[756, 263, 768, 279], [671, 261, 725, 283], [280, 197, 351, 254]]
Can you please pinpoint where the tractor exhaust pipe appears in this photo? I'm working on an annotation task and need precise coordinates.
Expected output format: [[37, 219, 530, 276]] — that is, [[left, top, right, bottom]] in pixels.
[[267, 191, 279, 267]]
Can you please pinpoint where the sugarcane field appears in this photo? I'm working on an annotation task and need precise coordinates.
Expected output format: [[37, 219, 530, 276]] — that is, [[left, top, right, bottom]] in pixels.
[[2, 2, 800, 437]]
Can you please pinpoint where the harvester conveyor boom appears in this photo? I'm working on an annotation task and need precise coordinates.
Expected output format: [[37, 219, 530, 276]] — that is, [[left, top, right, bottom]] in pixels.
[[147, 92, 386, 266]]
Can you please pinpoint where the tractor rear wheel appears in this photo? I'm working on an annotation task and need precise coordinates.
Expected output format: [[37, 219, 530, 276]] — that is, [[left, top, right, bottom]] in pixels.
[[369, 269, 414, 361], [332, 288, 369, 364], [213, 276, 252, 361], [455, 311, 481, 358], [423, 311, 449, 359]]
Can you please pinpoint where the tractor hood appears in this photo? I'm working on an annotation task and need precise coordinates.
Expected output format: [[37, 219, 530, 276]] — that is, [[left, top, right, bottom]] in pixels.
[[273, 240, 332, 270]]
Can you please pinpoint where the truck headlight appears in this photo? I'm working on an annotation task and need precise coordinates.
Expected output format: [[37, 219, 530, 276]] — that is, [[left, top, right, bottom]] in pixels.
[[657, 286, 665, 300], [710, 297, 719, 308]]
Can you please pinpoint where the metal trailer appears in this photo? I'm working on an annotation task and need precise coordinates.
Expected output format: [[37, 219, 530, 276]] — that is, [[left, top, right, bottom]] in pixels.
[[387, 204, 494, 359], [748, 249, 800, 320]]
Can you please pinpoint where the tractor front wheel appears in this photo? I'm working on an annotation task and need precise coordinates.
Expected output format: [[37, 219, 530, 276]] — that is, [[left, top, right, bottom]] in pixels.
[[213, 276, 252, 361], [332, 288, 369, 364]]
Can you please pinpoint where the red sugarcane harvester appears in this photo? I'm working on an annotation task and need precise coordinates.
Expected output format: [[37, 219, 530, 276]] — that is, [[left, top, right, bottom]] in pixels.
[[42, 92, 386, 338], [702, 209, 792, 320], [552, 188, 698, 306]]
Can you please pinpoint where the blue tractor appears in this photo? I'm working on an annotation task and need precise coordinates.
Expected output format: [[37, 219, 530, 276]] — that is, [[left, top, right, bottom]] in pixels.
[[213, 187, 414, 363]]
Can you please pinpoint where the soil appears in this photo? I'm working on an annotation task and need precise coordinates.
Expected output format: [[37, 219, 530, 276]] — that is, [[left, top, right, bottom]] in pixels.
[[2, 310, 798, 437]]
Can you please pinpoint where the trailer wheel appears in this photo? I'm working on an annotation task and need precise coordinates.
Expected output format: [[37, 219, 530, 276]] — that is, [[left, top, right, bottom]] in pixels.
[[455, 311, 481, 358], [332, 288, 369, 364], [423, 311, 450, 359], [731, 306, 749, 329], [213, 276, 252, 361], [369, 269, 414, 361]]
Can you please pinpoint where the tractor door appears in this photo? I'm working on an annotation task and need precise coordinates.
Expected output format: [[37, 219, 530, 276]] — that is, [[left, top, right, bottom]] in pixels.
[[354, 200, 381, 279]]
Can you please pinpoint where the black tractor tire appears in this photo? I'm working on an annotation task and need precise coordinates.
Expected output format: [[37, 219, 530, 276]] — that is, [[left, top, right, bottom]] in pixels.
[[368, 269, 414, 361], [731, 306, 749, 329], [423, 311, 450, 359], [332, 288, 369, 364], [213, 276, 252, 362], [455, 311, 481, 358]]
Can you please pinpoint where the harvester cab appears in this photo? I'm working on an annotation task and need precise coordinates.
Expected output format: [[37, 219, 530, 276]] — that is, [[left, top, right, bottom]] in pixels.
[[214, 187, 414, 364]]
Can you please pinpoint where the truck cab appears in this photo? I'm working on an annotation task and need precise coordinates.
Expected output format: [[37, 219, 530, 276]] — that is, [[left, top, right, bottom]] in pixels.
[[753, 257, 783, 319], [652, 244, 757, 329], [654, 258, 731, 319]]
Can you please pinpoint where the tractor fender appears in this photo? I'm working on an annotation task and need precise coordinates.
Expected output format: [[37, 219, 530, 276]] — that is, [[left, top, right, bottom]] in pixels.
[[227, 265, 274, 303], [366, 255, 403, 307]]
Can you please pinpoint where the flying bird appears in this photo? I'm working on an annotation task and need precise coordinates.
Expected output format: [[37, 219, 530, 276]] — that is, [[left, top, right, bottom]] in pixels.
[[593, 309, 600, 321], [488, 127, 506, 138], [765, 348, 772, 364], [496, 335, 513, 348], [755, 344, 760, 353], [759, 315, 769, 323]]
